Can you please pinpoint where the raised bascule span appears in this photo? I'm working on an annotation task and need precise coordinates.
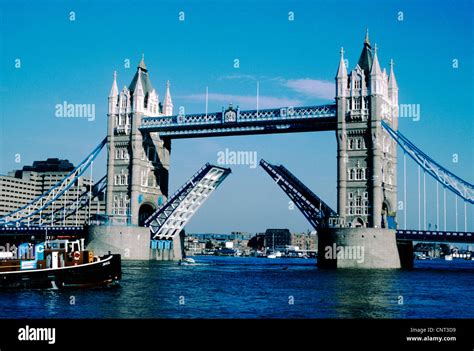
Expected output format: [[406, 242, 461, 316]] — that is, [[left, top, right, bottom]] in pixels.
[[259, 159, 337, 230], [144, 163, 231, 239]]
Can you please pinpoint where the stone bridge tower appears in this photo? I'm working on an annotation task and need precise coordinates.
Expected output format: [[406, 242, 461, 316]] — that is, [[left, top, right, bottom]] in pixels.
[[335, 31, 399, 229], [106, 56, 173, 226], [319, 31, 402, 268]]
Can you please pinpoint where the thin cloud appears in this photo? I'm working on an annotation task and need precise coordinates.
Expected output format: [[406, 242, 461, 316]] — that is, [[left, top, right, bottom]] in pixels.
[[284, 78, 335, 100], [218, 74, 257, 81], [180, 93, 302, 109]]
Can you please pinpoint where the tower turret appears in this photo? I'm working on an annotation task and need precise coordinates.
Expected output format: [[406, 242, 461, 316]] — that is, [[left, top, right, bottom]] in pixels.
[[336, 48, 348, 97], [388, 59, 399, 105], [370, 44, 383, 96], [108, 71, 119, 114], [163, 80, 173, 116]]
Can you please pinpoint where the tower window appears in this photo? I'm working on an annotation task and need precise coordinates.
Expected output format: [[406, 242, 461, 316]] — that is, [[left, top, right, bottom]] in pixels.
[[348, 138, 354, 150], [354, 98, 361, 110], [348, 169, 355, 180]]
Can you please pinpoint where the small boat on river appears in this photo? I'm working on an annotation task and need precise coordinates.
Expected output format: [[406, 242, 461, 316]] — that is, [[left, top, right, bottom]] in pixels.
[[0, 238, 121, 289]]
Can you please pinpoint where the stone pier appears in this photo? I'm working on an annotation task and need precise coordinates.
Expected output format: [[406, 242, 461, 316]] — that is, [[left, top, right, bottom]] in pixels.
[[86, 225, 183, 261], [317, 227, 401, 269]]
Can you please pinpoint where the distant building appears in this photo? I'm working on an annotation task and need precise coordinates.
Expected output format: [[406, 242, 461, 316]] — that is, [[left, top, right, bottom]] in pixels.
[[291, 231, 318, 251], [264, 229, 291, 251], [0, 158, 105, 226], [184, 232, 251, 255]]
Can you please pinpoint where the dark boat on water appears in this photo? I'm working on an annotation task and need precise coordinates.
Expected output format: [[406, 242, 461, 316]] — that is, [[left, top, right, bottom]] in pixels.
[[0, 238, 121, 289]]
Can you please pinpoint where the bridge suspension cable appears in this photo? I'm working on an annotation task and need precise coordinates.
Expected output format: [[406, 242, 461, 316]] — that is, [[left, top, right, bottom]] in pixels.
[[403, 153, 407, 229], [29, 175, 107, 226], [0, 138, 107, 226], [382, 121, 474, 204]]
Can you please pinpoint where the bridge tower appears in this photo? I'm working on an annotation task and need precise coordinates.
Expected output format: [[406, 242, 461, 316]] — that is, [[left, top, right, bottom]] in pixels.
[[106, 56, 172, 226], [335, 31, 399, 229], [321, 31, 402, 268]]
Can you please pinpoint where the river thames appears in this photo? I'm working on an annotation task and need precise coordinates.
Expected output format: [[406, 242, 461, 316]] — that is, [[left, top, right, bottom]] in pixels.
[[1, 257, 473, 319]]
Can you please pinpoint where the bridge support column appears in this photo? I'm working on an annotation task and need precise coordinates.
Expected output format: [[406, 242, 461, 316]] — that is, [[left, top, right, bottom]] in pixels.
[[150, 233, 185, 261], [317, 228, 401, 269], [86, 225, 183, 261]]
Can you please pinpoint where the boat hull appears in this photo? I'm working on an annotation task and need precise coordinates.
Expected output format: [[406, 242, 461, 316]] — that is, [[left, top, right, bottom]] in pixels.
[[0, 254, 121, 289]]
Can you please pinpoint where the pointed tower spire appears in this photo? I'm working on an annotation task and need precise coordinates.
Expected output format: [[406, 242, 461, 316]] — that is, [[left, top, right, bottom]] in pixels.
[[132, 68, 145, 112], [364, 28, 371, 47], [358, 30, 373, 76], [336, 47, 348, 78], [163, 80, 173, 116], [370, 43, 382, 76], [388, 59, 398, 89], [336, 47, 348, 98], [135, 69, 144, 96], [109, 71, 119, 97], [138, 53, 147, 71]]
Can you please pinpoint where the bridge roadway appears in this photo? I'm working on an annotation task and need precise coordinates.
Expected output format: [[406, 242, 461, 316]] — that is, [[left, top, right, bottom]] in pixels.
[[396, 229, 474, 243], [140, 104, 337, 138]]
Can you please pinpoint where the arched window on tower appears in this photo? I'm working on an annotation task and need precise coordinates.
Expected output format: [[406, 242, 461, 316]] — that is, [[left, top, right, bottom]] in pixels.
[[354, 79, 361, 89], [348, 169, 355, 180], [355, 196, 362, 214]]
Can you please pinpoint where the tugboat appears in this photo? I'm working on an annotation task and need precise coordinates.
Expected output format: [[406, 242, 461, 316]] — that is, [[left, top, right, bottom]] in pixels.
[[0, 238, 121, 289]]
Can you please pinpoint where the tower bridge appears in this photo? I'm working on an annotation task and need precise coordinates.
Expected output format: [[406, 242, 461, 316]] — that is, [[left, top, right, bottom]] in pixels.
[[1, 32, 473, 268]]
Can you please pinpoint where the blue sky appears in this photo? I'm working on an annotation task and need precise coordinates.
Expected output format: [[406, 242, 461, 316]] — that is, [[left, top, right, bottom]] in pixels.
[[0, 0, 473, 233]]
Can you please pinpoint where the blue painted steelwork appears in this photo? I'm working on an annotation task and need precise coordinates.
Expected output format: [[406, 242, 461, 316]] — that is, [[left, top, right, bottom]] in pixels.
[[144, 163, 231, 238], [396, 229, 474, 243], [140, 104, 337, 138], [259, 159, 337, 230], [382, 121, 473, 204], [0, 138, 107, 226], [29, 175, 107, 226]]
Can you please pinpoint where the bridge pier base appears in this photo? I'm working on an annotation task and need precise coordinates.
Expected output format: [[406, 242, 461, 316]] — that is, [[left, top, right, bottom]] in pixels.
[[396, 240, 414, 269], [86, 225, 183, 261], [317, 228, 401, 269]]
